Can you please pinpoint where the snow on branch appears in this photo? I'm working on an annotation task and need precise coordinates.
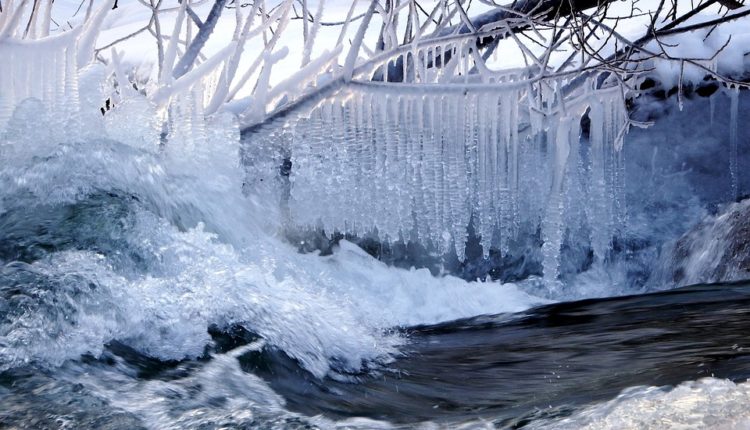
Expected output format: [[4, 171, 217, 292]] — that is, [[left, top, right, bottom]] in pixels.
[[172, 0, 228, 79], [2, 0, 749, 135]]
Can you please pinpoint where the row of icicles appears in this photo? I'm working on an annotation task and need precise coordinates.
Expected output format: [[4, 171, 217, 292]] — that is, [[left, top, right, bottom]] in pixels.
[[255, 80, 631, 282]]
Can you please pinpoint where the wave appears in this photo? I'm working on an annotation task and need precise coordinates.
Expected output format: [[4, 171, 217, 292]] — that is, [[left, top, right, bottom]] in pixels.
[[4, 281, 750, 429], [0, 98, 544, 378]]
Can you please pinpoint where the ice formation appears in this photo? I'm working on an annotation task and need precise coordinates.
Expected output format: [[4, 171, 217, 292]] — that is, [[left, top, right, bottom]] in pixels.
[[0, 1, 553, 378], [729, 87, 740, 201], [252, 44, 630, 281], [0, 0, 634, 284], [0, 22, 83, 133], [0, 0, 655, 288]]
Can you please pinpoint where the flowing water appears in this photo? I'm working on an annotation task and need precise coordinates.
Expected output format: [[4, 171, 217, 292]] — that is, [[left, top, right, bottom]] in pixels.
[[1, 135, 749, 429], [1, 78, 750, 428], [0, 124, 540, 428]]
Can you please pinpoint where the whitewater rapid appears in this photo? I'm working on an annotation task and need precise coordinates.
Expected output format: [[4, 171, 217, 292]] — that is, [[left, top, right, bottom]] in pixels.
[[2, 64, 750, 430], [0, 90, 545, 380]]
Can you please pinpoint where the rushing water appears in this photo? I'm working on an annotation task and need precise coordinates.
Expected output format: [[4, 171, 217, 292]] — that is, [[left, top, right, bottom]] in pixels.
[[3, 279, 750, 429], [2, 85, 750, 428], [1, 182, 749, 428], [0, 131, 540, 428], [260, 282, 750, 425]]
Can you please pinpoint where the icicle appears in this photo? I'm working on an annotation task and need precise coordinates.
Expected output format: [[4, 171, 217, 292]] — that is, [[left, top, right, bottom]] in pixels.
[[542, 118, 571, 285], [395, 95, 412, 236], [488, 94, 500, 253], [280, 75, 630, 271], [414, 94, 428, 243], [402, 53, 408, 83], [451, 92, 469, 259], [191, 83, 207, 147], [677, 61, 685, 111], [322, 101, 337, 234], [729, 87, 739, 201], [48, 44, 63, 108], [403, 95, 416, 238], [379, 93, 396, 239], [64, 43, 81, 135], [612, 93, 628, 228], [498, 93, 515, 255], [417, 49, 425, 83], [435, 94, 448, 251], [587, 99, 610, 263], [348, 97, 363, 233], [423, 94, 438, 245], [509, 89, 520, 238], [363, 92, 375, 232], [564, 110, 584, 261], [477, 93, 493, 256], [332, 101, 347, 233]]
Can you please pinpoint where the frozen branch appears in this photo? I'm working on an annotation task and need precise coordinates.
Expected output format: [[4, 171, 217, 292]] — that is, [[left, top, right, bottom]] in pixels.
[[172, 0, 228, 79]]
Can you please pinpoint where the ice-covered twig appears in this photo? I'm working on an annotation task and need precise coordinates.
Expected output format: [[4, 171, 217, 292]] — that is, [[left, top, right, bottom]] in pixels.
[[152, 41, 237, 107], [76, 0, 115, 66], [204, 0, 263, 115], [241, 47, 289, 123], [266, 46, 342, 109], [0, 0, 29, 40], [159, 0, 187, 86], [300, 0, 324, 67], [172, 0, 228, 79], [225, 0, 294, 101]]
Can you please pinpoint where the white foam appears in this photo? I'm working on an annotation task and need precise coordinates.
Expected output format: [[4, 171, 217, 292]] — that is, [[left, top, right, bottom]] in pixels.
[[531, 378, 750, 430], [0, 96, 545, 377]]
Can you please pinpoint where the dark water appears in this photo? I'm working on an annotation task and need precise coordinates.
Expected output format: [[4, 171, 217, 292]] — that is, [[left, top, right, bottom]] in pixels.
[[3, 281, 750, 429], [246, 282, 750, 426]]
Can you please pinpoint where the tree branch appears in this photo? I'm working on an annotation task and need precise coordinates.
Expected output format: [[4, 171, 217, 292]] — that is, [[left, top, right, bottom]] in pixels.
[[173, 0, 228, 79]]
